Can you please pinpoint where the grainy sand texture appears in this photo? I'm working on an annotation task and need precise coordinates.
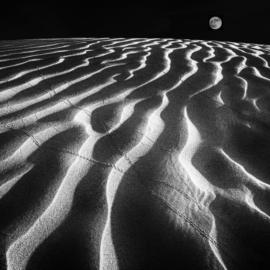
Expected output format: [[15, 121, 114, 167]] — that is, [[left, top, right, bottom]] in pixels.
[[0, 38, 270, 270]]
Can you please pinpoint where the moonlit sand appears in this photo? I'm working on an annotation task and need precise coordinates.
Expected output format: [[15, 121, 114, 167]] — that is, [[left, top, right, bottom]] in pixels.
[[0, 38, 270, 270]]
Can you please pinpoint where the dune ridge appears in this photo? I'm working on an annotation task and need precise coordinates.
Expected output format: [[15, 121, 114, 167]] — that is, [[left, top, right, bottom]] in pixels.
[[0, 38, 270, 269]]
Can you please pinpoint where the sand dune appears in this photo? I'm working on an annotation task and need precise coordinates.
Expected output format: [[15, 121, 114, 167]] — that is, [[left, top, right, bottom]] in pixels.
[[0, 37, 270, 269]]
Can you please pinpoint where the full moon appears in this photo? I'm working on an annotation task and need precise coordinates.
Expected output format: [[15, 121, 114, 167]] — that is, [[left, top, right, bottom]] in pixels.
[[209, 16, 222, 30]]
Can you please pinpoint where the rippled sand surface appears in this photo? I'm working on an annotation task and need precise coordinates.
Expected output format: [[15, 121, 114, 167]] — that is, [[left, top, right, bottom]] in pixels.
[[0, 38, 270, 270]]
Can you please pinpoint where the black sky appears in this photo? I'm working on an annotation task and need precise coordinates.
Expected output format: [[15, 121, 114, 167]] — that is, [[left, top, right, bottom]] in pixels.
[[1, 1, 270, 44]]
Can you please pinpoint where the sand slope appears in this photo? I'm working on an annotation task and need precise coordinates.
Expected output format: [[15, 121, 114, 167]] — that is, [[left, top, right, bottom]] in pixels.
[[0, 38, 270, 269]]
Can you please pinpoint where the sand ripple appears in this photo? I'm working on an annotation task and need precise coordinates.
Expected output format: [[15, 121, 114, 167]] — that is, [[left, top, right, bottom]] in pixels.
[[0, 38, 270, 270]]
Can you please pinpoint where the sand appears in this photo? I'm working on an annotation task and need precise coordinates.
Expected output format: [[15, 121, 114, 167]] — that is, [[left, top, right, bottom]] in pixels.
[[0, 37, 270, 269]]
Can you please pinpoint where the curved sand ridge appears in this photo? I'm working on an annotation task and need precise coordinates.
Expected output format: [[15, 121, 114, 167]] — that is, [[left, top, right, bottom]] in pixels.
[[0, 38, 270, 269]]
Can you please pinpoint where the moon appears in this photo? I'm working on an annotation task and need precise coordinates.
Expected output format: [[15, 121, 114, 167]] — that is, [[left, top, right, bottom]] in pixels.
[[209, 16, 222, 30]]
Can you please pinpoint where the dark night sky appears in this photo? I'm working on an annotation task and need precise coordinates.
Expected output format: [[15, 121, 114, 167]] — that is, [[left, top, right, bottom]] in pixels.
[[1, 1, 270, 44]]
